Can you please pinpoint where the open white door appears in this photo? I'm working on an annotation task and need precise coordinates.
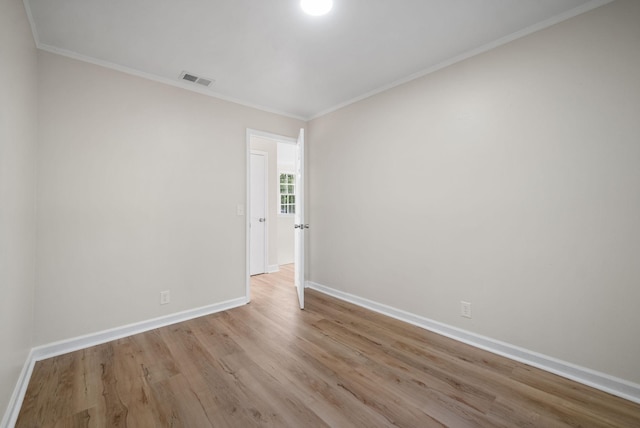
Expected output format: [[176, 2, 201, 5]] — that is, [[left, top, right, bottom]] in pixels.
[[294, 128, 305, 309]]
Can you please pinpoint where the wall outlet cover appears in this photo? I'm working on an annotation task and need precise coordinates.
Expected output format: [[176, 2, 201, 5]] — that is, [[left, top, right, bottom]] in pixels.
[[160, 290, 171, 305], [461, 301, 472, 318]]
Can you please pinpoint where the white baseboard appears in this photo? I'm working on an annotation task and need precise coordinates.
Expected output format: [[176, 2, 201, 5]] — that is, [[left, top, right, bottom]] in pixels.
[[1, 350, 36, 428], [267, 265, 280, 274], [306, 281, 640, 404], [1, 296, 247, 428], [31, 296, 248, 361]]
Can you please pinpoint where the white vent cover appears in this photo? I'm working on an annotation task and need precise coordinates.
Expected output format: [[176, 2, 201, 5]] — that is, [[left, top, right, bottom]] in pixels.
[[179, 71, 215, 88]]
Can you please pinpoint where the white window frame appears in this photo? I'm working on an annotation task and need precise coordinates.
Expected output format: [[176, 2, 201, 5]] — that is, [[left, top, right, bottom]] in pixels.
[[278, 171, 296, 216]]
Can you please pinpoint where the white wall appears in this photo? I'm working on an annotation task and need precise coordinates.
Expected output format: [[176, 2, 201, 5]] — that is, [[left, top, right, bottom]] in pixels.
[[308, 0, 640, 384], [277, 216, 295, 265], [0, 0, 37, 418], [35, 51, 304, 344]]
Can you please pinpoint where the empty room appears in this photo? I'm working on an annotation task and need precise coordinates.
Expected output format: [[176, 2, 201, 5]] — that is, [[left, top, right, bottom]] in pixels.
[[2, 0, 640, 426]]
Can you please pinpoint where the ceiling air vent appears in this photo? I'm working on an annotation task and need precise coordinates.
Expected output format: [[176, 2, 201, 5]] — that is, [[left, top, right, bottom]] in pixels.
[[180, 71, 215, 88]]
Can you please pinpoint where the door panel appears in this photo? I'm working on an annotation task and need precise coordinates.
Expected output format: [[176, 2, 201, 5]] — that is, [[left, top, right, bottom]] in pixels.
[[294, 129, 305, 309], [250, 152, 267, 275]]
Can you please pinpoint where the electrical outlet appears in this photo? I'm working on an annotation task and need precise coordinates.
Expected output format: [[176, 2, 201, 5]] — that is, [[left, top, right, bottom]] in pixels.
[[461, 301, 472, 318], [160, 290, 170, 305]]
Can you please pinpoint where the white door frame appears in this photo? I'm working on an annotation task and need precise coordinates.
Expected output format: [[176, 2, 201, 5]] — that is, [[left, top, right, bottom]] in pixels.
[[246, 129, 299, 302]]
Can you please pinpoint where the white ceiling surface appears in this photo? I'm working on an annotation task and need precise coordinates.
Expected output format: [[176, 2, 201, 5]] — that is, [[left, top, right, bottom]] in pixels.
[[26, 0, 607, 120]]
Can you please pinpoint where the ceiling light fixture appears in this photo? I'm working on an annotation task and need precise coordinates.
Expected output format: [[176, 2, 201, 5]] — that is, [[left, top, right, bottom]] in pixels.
[[301, 0, 333, 16]]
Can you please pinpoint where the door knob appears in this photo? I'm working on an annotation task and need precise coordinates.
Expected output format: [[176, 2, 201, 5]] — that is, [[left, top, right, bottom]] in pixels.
[[258, 218, 266, 222]]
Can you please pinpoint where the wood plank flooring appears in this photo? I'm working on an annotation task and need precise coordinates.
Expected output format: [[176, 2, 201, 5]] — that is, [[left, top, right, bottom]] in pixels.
[[16, 264, 640, 427]]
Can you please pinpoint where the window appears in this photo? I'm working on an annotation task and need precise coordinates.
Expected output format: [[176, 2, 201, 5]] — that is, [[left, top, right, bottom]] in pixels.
[[279, 173, 295, 214]]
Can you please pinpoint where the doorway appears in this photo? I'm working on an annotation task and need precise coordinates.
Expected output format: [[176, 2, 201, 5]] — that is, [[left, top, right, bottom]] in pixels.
[[246, 129, 305, 308]]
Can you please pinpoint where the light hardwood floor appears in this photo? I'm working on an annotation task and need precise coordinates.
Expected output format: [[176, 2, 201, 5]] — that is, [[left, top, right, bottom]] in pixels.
[[16, 264, 640, 427]]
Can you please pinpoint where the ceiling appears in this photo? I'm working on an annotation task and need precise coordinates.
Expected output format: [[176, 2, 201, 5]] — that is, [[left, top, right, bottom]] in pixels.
[[25, 0, 608, 120]]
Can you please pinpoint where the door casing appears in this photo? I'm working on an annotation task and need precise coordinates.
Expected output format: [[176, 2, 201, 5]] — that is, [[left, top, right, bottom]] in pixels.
[[245, 129, 302, 302]]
